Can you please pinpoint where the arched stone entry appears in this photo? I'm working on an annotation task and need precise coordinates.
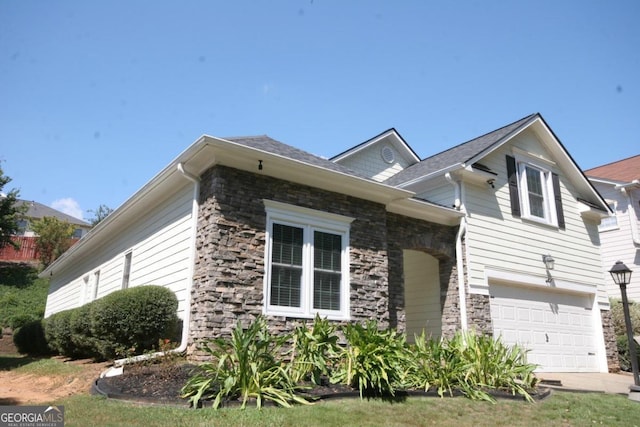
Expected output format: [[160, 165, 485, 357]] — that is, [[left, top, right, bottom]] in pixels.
[[404, 249, 442, 342]]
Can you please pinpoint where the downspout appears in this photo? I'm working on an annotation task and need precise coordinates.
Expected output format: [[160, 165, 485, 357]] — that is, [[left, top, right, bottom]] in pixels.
[[111, 163, 200, 369], [446, 172, 468, 331], [615, 180, 640, 247]]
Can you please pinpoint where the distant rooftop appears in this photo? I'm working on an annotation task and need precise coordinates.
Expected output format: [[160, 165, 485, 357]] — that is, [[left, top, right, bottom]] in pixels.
[[585, 154, 640, 183], [16, 200, 90, 227]]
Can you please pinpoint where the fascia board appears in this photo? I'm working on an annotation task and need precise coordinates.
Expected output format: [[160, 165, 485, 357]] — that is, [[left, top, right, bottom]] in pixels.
[[201, 136, 414, 205], [396, 163, 464, 191], [386, 197, 463, 226]]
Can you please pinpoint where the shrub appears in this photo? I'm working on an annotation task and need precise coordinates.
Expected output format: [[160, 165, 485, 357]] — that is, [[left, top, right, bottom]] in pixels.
[[181, 316, 309, 409], [289, 315, 341, 385], [13, 319, 50, 355], [44, 309, 75, 356], [331, 320, 410, 398], [610, 298, 640, 373], [69, 303, 102, 359], [90, 285, 179, 359]]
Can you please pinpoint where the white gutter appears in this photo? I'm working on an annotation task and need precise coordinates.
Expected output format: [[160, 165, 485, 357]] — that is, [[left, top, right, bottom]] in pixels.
[[111, 163, 201, 368], [446, 172, 468, 331], [616, 179, 640, 246]]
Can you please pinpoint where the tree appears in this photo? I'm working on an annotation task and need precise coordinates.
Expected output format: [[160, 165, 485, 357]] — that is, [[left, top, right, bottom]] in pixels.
[[0, 166, 25, 249], [87, 204, 113, 227], [31, 217, 74, 266]]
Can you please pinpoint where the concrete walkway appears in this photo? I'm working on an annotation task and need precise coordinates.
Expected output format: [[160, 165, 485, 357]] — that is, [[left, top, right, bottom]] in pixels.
[[536, 372, 635, 395]]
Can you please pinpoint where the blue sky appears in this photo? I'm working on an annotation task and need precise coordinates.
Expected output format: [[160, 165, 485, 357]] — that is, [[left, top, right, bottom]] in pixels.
[[1, 1, 638, 221]]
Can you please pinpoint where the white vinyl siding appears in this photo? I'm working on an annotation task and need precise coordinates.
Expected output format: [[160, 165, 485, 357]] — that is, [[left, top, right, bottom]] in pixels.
[[591, 182, 640, 302], [336, 144, 412, 182], [459, 130, 608, 308], [44, 184, 194, 319], [404, 250, 442, 341]]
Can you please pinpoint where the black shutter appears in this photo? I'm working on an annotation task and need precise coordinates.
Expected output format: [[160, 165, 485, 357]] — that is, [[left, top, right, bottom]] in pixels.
[[506, 155, 521, 217], [552, 173, 565, 229]]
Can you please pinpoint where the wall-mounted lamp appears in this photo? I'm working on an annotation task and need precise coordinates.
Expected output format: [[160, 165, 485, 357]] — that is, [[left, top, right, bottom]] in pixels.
[[258, 160, 263, 171], [542, 254, 555, 270], [486, 178, 496, 189], [542, 254, 555, 284]]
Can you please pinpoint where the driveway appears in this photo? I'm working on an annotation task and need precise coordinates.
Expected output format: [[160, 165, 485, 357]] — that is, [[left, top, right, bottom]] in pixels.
[[537, 372, 635, 395]]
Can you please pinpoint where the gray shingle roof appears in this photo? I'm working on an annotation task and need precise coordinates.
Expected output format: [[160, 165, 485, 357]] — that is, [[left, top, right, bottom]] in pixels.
[[224, 135, 372, 180], [16, 200, 90, 226], [384, 114, 538, 186]]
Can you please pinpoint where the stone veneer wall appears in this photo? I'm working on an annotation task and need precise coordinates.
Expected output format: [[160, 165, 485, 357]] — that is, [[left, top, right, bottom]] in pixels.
[[600, 309, 621, 372], [188, 166, 396, 359], [385, 212, 458, 337]]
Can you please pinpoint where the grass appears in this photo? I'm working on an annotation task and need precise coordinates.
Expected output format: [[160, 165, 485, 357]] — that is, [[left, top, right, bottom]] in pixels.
[[0, 354, 83, 376], [2, 354, 640, 426], [53, 391, 640, 427]]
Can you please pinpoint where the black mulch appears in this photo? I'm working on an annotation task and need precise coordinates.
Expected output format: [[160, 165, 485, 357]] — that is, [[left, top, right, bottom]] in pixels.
[[93, 362, 550, 407]]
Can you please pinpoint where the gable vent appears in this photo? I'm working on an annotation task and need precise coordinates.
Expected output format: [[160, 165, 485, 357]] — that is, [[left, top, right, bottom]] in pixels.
[[381, 146, 395, 164]]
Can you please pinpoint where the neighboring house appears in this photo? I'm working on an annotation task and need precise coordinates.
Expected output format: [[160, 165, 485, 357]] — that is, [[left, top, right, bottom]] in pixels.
[[42, 113, 617, 373], [586, 155, 640, 302], [0, 200, 90, 263], [14, 200, 91, 239]]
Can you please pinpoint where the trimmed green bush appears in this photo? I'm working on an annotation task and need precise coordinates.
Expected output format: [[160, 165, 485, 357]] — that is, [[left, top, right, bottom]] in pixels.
[[90, 285, 179, 359], [43, 285, 179, 360], [44, 309, 75, 356], [13, 319, 50, 355]]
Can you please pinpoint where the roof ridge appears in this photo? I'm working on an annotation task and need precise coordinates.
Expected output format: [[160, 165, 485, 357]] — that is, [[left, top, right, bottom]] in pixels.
[[421, 113, 538, 162]]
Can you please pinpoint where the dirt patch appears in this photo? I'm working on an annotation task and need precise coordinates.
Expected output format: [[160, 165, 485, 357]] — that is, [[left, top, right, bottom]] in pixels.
[[0, 357, 109, 405]]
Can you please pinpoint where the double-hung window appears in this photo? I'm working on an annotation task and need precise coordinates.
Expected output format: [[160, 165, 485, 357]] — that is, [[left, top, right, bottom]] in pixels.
[[264, 200, 353, 320], [507, 154, 565, 228]]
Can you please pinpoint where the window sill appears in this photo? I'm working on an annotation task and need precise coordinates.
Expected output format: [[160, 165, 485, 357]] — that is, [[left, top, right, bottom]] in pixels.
[[264, 308, 350, 322]]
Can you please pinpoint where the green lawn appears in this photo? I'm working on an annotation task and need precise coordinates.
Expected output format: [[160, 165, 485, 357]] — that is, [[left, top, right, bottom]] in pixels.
[[54, 391, 640, 427], [3, 354, 640, 426]]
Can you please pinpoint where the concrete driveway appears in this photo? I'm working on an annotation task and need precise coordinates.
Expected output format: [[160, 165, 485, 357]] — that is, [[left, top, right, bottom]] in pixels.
[[537, 372, 635, 395]]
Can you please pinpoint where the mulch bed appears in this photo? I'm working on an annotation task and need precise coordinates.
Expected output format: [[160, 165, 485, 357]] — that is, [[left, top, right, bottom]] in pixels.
[[94, 362, 550, 407]]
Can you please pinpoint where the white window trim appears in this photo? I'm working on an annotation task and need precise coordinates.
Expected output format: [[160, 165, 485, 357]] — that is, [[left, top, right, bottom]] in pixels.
[[263, 200, 354, 320], [515, 155, 558, 227]]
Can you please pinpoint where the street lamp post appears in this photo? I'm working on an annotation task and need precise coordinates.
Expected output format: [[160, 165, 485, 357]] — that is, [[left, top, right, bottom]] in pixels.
[[609, 261, 640, 392]]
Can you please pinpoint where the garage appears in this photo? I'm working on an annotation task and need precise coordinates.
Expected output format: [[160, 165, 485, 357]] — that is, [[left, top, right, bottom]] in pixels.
[[489, 283, 599, 372]]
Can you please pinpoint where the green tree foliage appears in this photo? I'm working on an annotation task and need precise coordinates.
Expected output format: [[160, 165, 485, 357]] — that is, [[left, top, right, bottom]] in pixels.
[[0, 264, 48, 329], [87, 204, 113, 227], [31, 216, 74, 266], [0, 166, 25, 249]]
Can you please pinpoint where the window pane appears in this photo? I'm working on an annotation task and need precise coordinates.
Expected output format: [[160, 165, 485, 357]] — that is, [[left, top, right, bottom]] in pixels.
[[313, 231, 341, 310], [270, 265, 302, 307], [525, 166, 545, 218], [271, 224, 303, 307]]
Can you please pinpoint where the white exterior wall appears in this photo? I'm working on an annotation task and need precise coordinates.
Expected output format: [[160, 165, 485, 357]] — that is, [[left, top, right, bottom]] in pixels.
[[591, 182, 640, 302], [461, 130, 607, 307], [416, 182, 455, 208], [403, 250, 442, 341], [44, 183, 194, 319], [337, 145, 412, 182]]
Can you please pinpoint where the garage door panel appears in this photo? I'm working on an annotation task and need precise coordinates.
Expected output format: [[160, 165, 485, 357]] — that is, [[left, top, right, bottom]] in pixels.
[[490, 284, 598, 372]]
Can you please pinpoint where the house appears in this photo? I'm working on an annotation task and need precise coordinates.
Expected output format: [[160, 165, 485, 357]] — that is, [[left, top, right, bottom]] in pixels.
[[585, 155, 640, 302], [0, 199, 90, 263], [42, 113, 618, 373]]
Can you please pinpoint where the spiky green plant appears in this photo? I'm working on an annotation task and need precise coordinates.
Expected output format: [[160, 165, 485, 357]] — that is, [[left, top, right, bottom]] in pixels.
[[331, 320, 410, 398], [408, 330, 538, 403], [181, 316, 310, 409], [289, 314, 341, 385]]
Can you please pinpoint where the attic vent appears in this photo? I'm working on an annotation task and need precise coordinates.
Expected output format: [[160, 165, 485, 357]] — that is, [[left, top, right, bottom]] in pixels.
[[381, 146, 395, 164]]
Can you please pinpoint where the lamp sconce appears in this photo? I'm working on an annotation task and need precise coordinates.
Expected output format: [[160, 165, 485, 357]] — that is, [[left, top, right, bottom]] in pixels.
[[486, 178, 496, 189], [542, 254, 555, 283], [258, 160, 263, 171]]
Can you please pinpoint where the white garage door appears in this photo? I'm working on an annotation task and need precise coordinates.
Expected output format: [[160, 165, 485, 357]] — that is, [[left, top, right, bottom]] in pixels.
[[489, 284, 599, 372]]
